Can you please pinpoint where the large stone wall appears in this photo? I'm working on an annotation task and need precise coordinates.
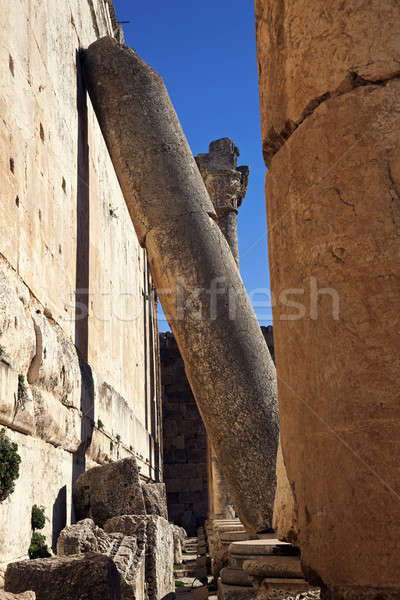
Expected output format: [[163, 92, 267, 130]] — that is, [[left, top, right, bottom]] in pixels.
[[0, 0, 161, 581], [160, 333, 208, 536]]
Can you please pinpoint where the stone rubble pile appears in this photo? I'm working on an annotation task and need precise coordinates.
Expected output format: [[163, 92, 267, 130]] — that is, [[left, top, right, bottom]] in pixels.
[[4, 458, 181, 600]]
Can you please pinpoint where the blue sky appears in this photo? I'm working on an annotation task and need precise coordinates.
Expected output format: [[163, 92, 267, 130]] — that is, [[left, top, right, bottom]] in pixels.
[[113, 0, 272, 328]]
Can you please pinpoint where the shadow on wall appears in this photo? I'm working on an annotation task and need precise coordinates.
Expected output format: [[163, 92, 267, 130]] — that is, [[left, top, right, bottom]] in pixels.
[[52, 485, 67, 552], [71, 50, 95, 520]]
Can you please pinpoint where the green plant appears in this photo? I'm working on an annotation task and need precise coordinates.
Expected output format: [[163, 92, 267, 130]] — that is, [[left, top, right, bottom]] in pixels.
[[97, 418, 104, 430], [174, 581, 185, 588], [0, 428, 21, 501], [0, 345, 4, 357], [116, 434, 121, 442], [129, 445, 133, 451], [31, 505, 46, 530], [110, 440, 114, 451], [28, 532, 50, 559]]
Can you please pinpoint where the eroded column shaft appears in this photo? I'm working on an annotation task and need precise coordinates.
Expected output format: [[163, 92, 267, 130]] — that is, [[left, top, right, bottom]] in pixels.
[[256, 0, 400, 594], [83, 37, 279, 532]]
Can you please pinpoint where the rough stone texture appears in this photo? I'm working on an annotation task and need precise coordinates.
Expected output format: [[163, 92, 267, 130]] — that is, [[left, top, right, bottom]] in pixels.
[[242, 556, 303, 580], [83, 36, 279, 534], [73, 458, 146, 526], [0, 593, 35, 600], [57, 519, 146, 600], [170, 524, 187, 564], [272, 439, 297, 544], [104, 515, 174, 600], [0, 0, 163, 578], [255, 0, 400, 164], [218, 580, 256, 600], [161, 332, 208, 535], [221, 567, 252, 587], [321, 587, 399, 600], [142, 482, 168, 520], [266, 79, 400, 592], [4, 553, 121, 600]]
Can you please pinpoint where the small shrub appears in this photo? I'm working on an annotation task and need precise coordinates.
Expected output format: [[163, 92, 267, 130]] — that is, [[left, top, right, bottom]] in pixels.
[[28, 532, 50, 559], [31, 505, 46, 530], [0, 346, 4, 357], [0, 428, 21, 501], [175, 581, 185, 588], [110, 440, 114, 451], [97, 418, 104, 430], [116, 434, 121, 442]]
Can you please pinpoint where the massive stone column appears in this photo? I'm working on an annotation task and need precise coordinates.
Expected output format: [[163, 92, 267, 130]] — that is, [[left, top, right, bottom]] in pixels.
[[256, 1, 400, 597], [83, 36, 279, 533], [196, 138, 249, 523]]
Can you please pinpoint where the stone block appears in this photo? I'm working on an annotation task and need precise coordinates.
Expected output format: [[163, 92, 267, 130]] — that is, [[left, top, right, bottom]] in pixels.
[[171, 524, 186, 564], [193, 587, 209, 600], [0, 362, 35, 435], [57, 519, 146, 600], [218, 580, 256, 600], [73, 457, 145, 526], [33, 388, 81, 453], [242, 556, 303, 580], [5, 553, 121, 600], [0, 593, 35, 600], [272, 439, 297, 544], [104, 515, 174, 600], [220, 567, 252, 587], [142, 482, 168, 520]]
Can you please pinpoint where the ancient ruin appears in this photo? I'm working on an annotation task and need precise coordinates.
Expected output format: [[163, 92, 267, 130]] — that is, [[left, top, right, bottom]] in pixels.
[[1, 1, 399, 600]]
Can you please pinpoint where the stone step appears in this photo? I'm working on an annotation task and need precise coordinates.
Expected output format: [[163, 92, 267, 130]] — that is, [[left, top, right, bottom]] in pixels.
[[229, 538, 299, 556], [258, 577, 313, 593], [217, 580, 256, 600]]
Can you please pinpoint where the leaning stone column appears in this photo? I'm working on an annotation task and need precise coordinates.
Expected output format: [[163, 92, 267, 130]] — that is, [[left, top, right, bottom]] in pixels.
[[256, 0, 400, 597], [196, 138, 249, 524], [83, 37, 279, 533]]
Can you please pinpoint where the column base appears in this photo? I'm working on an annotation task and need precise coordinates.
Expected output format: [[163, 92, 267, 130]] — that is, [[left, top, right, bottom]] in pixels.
[[322, 585, 400, 599]]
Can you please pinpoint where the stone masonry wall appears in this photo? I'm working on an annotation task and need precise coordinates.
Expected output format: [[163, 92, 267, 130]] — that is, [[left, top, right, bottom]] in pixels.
[[0, 0, 161, 581], [160, 333, 208, 536]]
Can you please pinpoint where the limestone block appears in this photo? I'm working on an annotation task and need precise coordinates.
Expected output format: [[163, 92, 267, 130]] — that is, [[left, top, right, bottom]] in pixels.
[[32, 388, 81, 453], [217, 580, 256, 600], [0, 362, 35, 435], [0, 592, 35, 600], [267, 80, 400, 589], [0, 262, 35, 374], [272, 439, 297, 544], [57, 519, 146, 600], [170, 524, 186, 564], [142, 482, 168, 519], [255, 0, 400, 163], [28, 312, 81, 411], [242, 556, 303, 580], [104, 515, 175, 600], [4, 553, 121, 600], [95, 380, 135, 449], [73, 458, 146, 526], [220, 567, 252, 587]]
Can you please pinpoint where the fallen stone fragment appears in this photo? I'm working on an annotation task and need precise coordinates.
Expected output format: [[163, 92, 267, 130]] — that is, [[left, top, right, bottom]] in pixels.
[[104, 515, 174, 600], [171, 524, 186, 564], [142, 482, 168, 519], [5, 553, 121, 600], [57, 519, 146, 600], [73, 457, 145, 526], [83, 36, 279, 533], [0, 593, 36, 600]]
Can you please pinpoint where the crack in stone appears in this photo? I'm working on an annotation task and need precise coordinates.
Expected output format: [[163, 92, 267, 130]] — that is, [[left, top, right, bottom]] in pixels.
[[263, 72, 400, 167]]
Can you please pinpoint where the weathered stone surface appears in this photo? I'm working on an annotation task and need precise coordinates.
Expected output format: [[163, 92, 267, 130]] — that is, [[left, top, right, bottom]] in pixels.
[[255, 0, 400, 164], [218, 580, 256, 600], [142, 482, 168, 519], [321, 587, 399, 600], [5, 553, 121, 600], [0, 592, 35, 600], [242, 556, 303, 580], [84, 35, 279, 534], [0, 362, 35, 435], [73, 458, 146, 526], [57, 519, 146, 600], [171, 524, 186, 564], [104, 515, 174, 600], [266, 78, 400, 590], [221, 567, 252, 587], [272, 440, 297, 544]]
